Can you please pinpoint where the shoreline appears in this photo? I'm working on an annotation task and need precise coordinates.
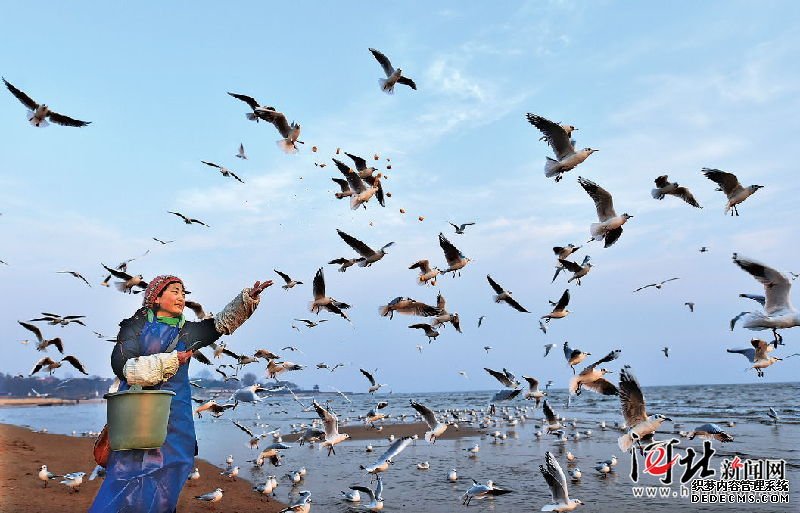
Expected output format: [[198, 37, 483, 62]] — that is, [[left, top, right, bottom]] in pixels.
[[0, 423, 289, 513]]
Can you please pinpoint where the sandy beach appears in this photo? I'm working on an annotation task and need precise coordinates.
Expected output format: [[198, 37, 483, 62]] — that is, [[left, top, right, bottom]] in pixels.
[[0, 423, 289, 513]]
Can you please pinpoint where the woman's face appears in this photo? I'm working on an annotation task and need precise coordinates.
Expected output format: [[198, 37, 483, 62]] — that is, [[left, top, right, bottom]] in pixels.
[[155, 282, 185, 317]]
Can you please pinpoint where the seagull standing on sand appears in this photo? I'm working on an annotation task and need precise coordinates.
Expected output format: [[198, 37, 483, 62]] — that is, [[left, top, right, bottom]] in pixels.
[[526, 113, 596, 182], [702, 168, 763, 216], [578, 177, 633, 248], [729, 253, 800, 345], [3, 78, 91, 127], [539, 451, 584, 511], [369, 48, 417, 94], [411, 400, 448, 443], [60, 472, 86, 493], [651, 175, 701, 207], [38, 465, 58, 487], [313, 400, 350, 456], [618, 365, 672, 453]]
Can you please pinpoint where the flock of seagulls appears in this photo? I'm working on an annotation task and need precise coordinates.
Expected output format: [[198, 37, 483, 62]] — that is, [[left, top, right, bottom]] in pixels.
[[4, 32, 794, 513]]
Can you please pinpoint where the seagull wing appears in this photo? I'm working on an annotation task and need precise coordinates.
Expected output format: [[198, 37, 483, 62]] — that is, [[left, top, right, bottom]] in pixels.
[[492, 389, 522, 401], [563, 341, 574, 360], [101, 264, 133, 281], [337, 229, 375, 257], [585, 349, 622, 370], [2, 78, 38, 110], [46, 110, 91, 127], [360, 368, 377, 386], [312, 268, 325, 300], [232, 420, 256, 438], [376, 436, 412, 463], [274, 269, 292, 284], [396, 76, 417, 90], [368, 48, 394, 77], [49, 338, 64, 354], [331, 178, 350, 193], [727, 347, 756, 363], [674, 186, 701, 208], [578, 177, 617, 221], [333, 158, 367, 193], [732, 254, 793, 314], [345, 152, 368, 171], [751, 338, 770, 360], [61, 355, 88, 375], [227, 92, 260, 110], [558, 259, 583, 273], [541, 451, 570, 504], [438, 233, 464, 266], [350, 485, 375, 503], [703, 168, 742, 196], [201, 160, 222, 170], [184, 300, 207, 320], [619, 366, 647, 425], [313, 400, 339, 437], [604, 227, 624, 248], [18, 321, 44, 343], [554, 289, 570, 311], [526, 114, 575, 160], [258, 109, 291, 138], [410, 400, 438, 429], [542, 399, 558, 424], [409, 259, 431, 273], [486, 275, 504, 294], [582, 377, 618, 395], [31, 357, 55, 375], [504, 295, 530, 313], [739, 293, 766, 306], [522, 375, 539, 390], [484, 367, 514, 388]]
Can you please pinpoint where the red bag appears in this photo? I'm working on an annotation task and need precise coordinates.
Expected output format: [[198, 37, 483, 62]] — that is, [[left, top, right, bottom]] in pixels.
[[94, 424, 110, 467]]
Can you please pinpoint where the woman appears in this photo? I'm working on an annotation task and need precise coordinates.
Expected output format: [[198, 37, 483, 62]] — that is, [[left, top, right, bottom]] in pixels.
[[89, 275, 272, 513]]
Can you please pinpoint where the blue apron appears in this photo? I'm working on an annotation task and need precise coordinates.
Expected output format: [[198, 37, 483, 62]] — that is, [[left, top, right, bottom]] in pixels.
[[89, 320, 194, 513]]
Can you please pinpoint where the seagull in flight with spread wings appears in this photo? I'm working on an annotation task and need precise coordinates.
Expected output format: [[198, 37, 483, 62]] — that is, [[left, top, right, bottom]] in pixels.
[[578, 177, 632, 248], [526, 113, 595, 182], [702, 168, 763, 216], [369, 48, 417, 94], [487, 275, 530, 313], [3, 78, 91, 127]]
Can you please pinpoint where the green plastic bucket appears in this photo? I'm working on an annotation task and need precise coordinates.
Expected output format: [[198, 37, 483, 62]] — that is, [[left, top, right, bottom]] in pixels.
[[104, 384, 175, 451]]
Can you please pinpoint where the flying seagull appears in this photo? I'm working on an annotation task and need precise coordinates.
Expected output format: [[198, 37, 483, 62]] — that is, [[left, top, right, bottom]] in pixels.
[[578, 177, 633, 248], [18, 321, 63, 353], [526, 113, 596, 182], [379, 297, 439, 319], [558, 256, 592, 286], [543, 343, 557, 357], [542, 290, 570, 323], [462, 479, 513, 506], [563, 341, 591, 374], [200, 161, 244, 183], [3, 78, 91, 127], [651, 175, 702, 208], [409, 259, 441, 286], [431, 292, 462, 333], [702, 168, 763, 216], [310, 268, 351, 321], [633, 277, 679, 293], [152, 237, 174, 245], [369, 48, 417, 94], [312, 400, 350, 455], [522, 376, 546, 406], [539, 451, 584, 511], [449, 222, 475, 235], [274, 270, 303, 289], [688, 424, 734, 443], [487, 275, 530, 312], [409, 323, 439, 342], [349, 476, 384, 511], [257, 108, 303, 154], [438, 233, 471, 276], [729, 253, 799, 345], [336, 229, 395, 267], [332, 158, 384, 209], [28, 313, 86, 327], [360, 368, 387, 394], [568, 350, 621, 396], [360, 437, 412, 474], [56, 271, 91, 287], [168, 211, 210, 227], [685, 302, 695, 312], [100, 264, 147, 293], [31, 355, 88, 375], [235, 143, 247, 160], [617, 365, 672, 453], [227, 91, 275, 121], [484, 367, 521, 389], [345, 152, 378, 179], [726, 338, 782, 377], [410, 400, 449, 443]]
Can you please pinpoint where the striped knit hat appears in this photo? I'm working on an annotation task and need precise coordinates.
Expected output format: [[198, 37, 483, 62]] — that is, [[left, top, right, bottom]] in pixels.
[[142, 275, 184, 308]]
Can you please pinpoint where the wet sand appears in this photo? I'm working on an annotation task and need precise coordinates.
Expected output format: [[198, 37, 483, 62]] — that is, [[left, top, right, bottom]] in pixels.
[[0, 423, 289, 513]]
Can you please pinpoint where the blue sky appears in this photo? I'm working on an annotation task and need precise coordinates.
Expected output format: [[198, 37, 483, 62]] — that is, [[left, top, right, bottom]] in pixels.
[[1, 1, 799, 393]]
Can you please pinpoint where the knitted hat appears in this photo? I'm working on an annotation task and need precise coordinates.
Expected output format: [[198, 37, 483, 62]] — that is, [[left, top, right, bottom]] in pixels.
[[142, 275, 184, 308]]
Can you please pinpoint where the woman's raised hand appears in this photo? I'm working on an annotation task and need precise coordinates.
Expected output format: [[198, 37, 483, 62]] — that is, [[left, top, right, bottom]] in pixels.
[[249, 280, 274, 299]]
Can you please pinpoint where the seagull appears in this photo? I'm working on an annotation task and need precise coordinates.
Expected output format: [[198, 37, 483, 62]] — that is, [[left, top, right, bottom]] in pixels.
[[252, 442, 292, 467], [484, 346, 492, 353], [431, 292, 462, 333], [543, 343, 557, 357], [568, 350, 621, 396], [651, 175, 702, 208], [235, 143, 248, 160], [727, 338, 782, 377], [168, 211, 209, 227], [220, 466, 239, 480], [345, 152, 378, 179], [409, 259, 441, 286], [274, 270, 303, 289], [194, 488, 224, 504], [341, 489, 361, 503], [30, 355, 87, 376], [152, 237, 174, 245], [310, 268, 351, 321], [618, 365, 672, 453], [194, 399, 236, 418], [266, 360, 304, 379], [2, 78, 91, 127], [350, 475, 385, 511], [252, 106, 303, 154], [487, 275, 530, 312], [567, 468, 582, 481], [360, 368, 387, 394], [730, 253, 800, 345], [185, 300, 213, 320], [539, 320, 548, 334], [449, 222, 476, 235], [542, 400, 563, 433], [328, 257, 360, 273], [688, 424, 734, 442], [331, 177, 353, 200], [28, 313, 86, 328], [411, 400, 449, 443], [553, 244, 581, 261], [662, 347, 670, 358], [526, 113, 596, 182], [578, 177, 633, 248], [558, 256, 592, 286], [333, 158, 384, 209], [38, 465, 59, 487], [700, 246, 709, 253], [409, 323, 440, 342], [56, 271, 91, 287], [563, 341, 591, 374], [100, 264, 147, 293], [232, 419, 269, 448], [439, 233, 471, 276], [542, 290, 570, 323], [18, 322, 63, 352], [539, 452, 584, 511], [280, 490, 312, 513], [60, 471, 86, 493], [369, 48, 416, 94], [702, 168, 763, 216], [685, 302, 695, 312], [360, 436, 412, 474], [462, 479, 513, 506], [294, 318, 327, 328], [337, 229, 395, 267], [200, 160, 244, 183], [227, 91, 275, 121], [523, 376, 546, 406], [477, 315, 486, 327], [484, 367, 521, 389], [417, 462, 430, 470], [767, 407, 780, 423], [312, 400, 350, 455], [633, 277, 679, 293]]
